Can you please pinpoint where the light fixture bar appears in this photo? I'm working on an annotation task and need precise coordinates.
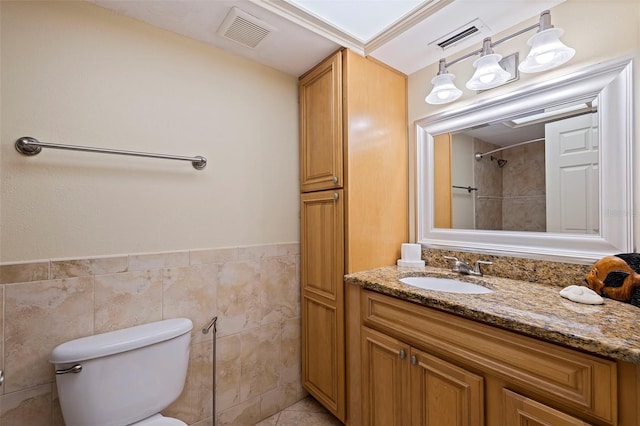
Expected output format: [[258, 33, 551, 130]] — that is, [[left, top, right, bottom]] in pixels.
[[442, 45, 482, 68], [438, 14, 543, 72], [490, 21, 541, 49], [425, 10, 575, 105]]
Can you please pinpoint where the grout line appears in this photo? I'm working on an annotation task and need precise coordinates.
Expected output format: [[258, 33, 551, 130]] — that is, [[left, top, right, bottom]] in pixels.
[[91, 275, 96, 336]]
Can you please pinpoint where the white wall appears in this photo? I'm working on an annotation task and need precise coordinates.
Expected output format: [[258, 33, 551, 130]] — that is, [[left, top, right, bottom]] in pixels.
[[451, 133, 475, 229], [0, 1, 300, 262], [408, 0, 640, 247]]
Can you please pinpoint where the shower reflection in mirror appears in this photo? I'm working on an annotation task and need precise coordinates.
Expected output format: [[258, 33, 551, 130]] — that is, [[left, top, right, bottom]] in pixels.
[[435, 98, 599, 233]]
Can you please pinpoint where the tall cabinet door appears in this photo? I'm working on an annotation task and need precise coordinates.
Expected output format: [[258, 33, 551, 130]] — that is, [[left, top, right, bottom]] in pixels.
[[299, 52, 343, 192], [410, 348, 484, 426], [300, 189, 345, 420]]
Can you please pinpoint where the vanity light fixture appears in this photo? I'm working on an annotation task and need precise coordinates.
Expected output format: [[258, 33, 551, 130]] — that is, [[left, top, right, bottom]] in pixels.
[[425, 59, 463, 104], [425, 10, 575, 105], [466, 38, 511, 91], [519, 11, 575, 73]]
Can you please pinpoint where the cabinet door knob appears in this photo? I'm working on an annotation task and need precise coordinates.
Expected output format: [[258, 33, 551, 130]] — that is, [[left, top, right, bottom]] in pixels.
[[333, 192, 339, 201], [410, 355, 417, 365], [399, 349, 406, 359], [333, 176, 338, 184]]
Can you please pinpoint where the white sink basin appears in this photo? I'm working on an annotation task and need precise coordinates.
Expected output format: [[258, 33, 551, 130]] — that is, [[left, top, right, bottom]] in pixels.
[[399, 276, 493, 294]]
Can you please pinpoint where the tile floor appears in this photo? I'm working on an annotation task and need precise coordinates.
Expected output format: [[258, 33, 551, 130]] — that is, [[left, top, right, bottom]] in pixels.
[[255, 396, 343, 426]]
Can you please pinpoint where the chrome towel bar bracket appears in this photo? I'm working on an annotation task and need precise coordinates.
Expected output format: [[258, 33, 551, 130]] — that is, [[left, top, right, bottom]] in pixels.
[[15, 136, 207, 170], [202, 316, 217, 335]]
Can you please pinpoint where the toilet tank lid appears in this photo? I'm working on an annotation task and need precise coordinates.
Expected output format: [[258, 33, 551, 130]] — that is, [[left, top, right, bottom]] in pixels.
[[49, 318, 193, 364]]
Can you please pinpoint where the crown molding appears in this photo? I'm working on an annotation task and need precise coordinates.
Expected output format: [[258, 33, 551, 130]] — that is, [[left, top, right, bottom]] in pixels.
[[365, 0, 455, 54], [250, 0, 365, 55], [251, 0, 456, 58]]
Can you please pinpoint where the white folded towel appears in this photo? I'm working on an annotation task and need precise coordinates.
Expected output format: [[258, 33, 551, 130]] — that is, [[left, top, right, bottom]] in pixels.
[[559, 285, 604, 305]]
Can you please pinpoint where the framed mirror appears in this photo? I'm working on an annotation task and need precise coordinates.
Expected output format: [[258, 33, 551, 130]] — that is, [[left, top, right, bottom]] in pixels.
[[416, 56, 634, 263]]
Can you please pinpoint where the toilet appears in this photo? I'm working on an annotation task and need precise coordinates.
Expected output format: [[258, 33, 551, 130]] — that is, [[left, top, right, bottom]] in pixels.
[[49, 318, 193, 426]]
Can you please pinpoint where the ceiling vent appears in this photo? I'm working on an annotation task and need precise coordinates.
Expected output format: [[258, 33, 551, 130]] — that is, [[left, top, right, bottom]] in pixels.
[[437, 26, 479, 49], [429, 18, 489, 51], [217, 7, 276, 49]]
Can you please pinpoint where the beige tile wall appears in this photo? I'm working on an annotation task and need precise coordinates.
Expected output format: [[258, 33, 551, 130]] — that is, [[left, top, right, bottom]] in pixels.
[[0, 243, 304, 426], [501, 140, 546, 232], [474, 139, 503, 230], [473, 138, 547, 232]]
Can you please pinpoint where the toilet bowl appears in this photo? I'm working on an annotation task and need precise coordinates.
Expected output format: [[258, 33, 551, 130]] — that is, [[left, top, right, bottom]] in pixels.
[[50, 318, 193, 426]]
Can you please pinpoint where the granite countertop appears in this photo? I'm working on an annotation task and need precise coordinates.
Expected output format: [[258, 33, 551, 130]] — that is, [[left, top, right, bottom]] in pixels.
[[344, 265, 640, 364]]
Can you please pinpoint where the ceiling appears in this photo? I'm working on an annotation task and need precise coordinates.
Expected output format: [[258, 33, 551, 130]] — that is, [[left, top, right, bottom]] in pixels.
[[88, 0, 564, 77]]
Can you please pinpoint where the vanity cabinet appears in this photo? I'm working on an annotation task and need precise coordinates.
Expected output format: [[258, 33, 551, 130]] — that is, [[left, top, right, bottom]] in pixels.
[[502, 389, 594, 426], [299, 49, 408, 422], [361, 327, 408, 425], [357, 288, 633, 426], [362, 326, 484, 426]]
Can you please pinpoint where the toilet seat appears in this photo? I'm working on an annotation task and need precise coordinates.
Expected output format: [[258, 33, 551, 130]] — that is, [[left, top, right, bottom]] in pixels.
[[130, 414, 188, 426]]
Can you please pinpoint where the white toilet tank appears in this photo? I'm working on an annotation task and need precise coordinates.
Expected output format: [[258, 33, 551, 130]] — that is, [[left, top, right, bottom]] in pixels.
[[50, 318, 193, 426]]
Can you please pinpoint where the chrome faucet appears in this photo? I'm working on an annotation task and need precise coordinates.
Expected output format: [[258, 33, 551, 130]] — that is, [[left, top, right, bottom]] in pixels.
[[444, 256, 493, 276]]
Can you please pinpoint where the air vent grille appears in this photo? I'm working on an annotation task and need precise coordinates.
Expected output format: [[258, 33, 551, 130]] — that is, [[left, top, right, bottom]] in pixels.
[[217, 7, 275, 49], [437, 26, 479, 49], [429, 18, 488, 51]]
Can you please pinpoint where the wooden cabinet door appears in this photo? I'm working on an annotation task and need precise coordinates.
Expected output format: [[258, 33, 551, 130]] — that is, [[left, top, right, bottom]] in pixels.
[[361, 327, 410, 426], [503, 389, 593, 426], [300, 190, 345, 421], [433, 132, 452, 229], [410, 347, 484, 426], [299, 51, 343, 192]]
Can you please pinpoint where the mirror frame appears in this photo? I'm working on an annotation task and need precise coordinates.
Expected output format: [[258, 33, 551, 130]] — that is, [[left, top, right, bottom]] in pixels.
[[415, 56, 634, 263]]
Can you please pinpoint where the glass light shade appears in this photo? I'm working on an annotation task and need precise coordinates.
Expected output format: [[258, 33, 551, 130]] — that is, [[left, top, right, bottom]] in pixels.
[[425, 73, 462, 105], [519, 28, 575, 73], [466, 53, 511, 91]]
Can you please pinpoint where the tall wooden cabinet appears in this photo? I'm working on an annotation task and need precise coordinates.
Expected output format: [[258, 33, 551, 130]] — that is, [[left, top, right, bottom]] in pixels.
[[299, 49, 408, 423]]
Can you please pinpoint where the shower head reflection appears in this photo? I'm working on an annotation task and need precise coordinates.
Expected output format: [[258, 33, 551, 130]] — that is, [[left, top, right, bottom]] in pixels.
[[490, 155, 508, 168]]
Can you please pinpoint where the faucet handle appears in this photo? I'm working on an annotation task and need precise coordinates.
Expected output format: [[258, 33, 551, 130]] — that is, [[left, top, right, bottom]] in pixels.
[[444, 256, 461, 272], [474, 260, 493, 275]]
